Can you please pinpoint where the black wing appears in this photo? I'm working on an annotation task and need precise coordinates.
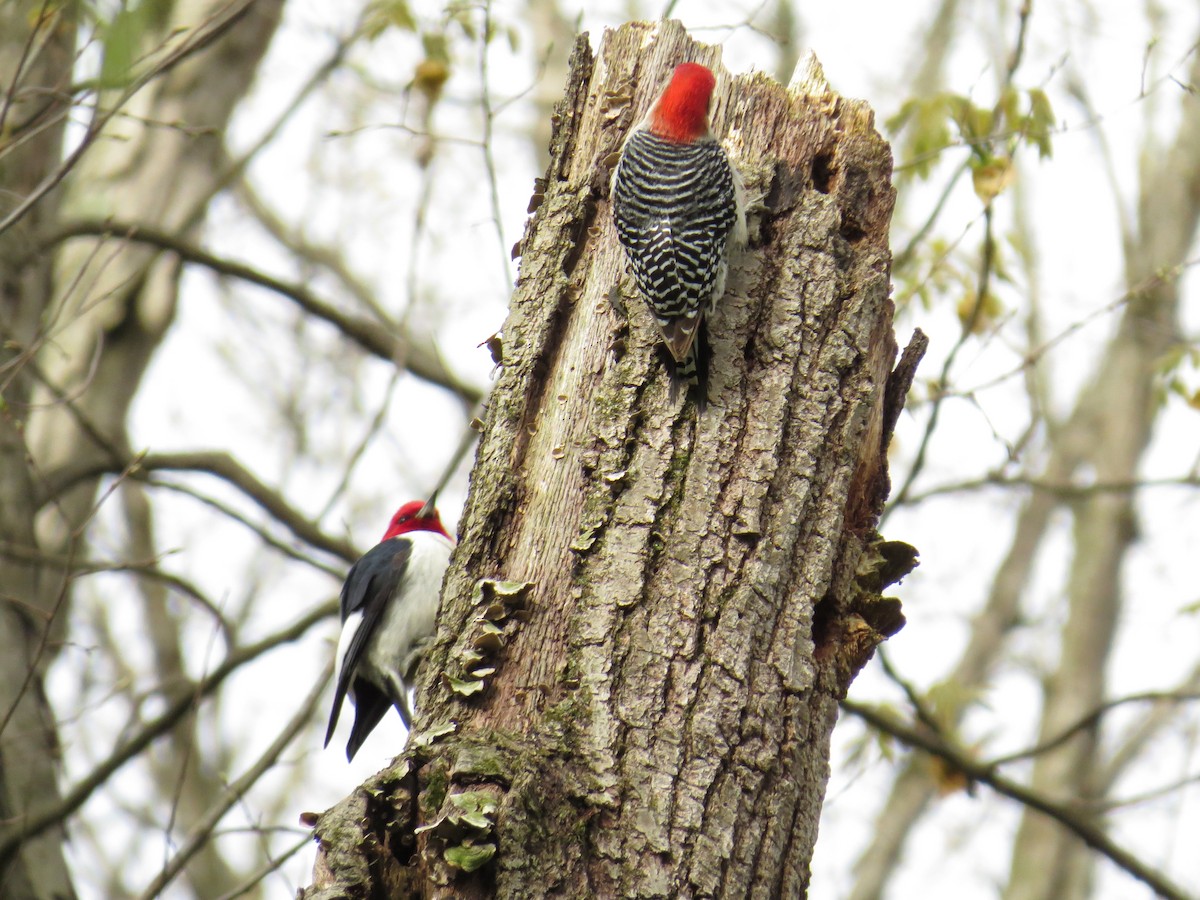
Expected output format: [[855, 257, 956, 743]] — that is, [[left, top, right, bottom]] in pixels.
[[323, 538, 412, 750]]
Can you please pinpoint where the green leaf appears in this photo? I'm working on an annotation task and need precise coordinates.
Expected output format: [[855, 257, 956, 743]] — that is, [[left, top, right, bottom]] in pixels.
[[946, 94, 994, 150], [1026, 88, 1055, 159], [956, 289, 1004, 334], [362, 0, 416, 39], [891, 96, 953, 179], [100, 6, 142, 87], [413, 59, 450, 99], [885, 98, 920, 134], [970, 156, 1015, 203], [997, 85, 1020, 132], [422, 31, 450, 63], [925, 679, 983, 730], [447, 3, 476, 41]]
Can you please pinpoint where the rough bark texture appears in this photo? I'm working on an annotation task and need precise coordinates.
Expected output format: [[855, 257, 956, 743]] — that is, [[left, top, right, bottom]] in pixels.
[[305, 20, 919, 898]]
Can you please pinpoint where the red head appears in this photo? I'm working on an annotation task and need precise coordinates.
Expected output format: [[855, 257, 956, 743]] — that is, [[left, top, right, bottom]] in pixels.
[[382, 500, 451, 541], [648, 62, 717, 143]]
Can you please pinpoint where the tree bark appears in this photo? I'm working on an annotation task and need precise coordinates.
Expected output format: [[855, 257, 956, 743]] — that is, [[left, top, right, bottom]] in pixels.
[[305, 19, 920, 898]]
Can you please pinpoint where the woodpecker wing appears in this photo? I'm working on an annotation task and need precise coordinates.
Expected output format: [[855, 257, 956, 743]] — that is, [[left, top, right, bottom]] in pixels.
[[612, 131, 739, 362], [323, 537, 413, 750]]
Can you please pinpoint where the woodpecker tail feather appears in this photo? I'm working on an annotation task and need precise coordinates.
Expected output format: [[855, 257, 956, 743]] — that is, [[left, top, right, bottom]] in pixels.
[[663, 318, 711, 412], [661, 316, 700, 363], [345, 680, 391, 762]]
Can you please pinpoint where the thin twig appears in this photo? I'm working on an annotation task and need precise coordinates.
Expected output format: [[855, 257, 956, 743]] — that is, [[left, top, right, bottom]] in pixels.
[[478, 0, 514, 289], [0, 539, 233, 645], [211, 834, 310, 900], [0, 602, 335, 862], [894, 471, 1200, 506], [989, 691, 1200, 767], [0, 0, 55, 138], [842, 700, 1194, 900], [887, 204, 996, 514], [137, 663, 332, 900], [35, 219, 483, 405], [48, 450, 358, 563], [0, 0, 261, 237]]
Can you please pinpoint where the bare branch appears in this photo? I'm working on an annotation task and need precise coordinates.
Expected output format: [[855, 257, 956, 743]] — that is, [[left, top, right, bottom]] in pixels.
[[896, 472, 1200, 505], [478, 0, 514, 289], [0, 602, 335, 861], [36, 219, 484, 405], [136, 662, 332, 900], [0, 538, 234, 644], [887, 204, 996, 512], [990, 691, 1200, 767], [47, 450, 358, 563], [212, 835, 310, 900], [144, 478, 344, 577], [1099, 661, 1200, 793], [233, 179, 391, 325], [841, 700, 1195, 900], [0, 0, 262, 237]]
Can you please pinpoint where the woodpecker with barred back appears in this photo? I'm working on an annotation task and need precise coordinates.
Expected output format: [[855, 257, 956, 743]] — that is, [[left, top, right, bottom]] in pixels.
[[324, 499, 454, 761], [611, 61, 747, 411]]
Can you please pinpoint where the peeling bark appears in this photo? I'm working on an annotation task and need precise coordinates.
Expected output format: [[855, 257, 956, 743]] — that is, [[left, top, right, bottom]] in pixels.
[[305, 20, 920, 898]]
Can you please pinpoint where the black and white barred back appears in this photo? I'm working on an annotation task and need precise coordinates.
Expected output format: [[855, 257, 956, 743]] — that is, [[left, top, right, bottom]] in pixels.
[[612, 130, 739, 410]]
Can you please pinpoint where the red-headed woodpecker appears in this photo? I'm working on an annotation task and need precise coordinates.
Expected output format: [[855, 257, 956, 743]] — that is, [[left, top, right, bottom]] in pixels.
[[324, 499, 454, 761]]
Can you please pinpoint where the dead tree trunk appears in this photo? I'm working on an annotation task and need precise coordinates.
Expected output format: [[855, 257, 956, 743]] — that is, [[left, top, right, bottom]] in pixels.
[[306, 20, 922, 899]]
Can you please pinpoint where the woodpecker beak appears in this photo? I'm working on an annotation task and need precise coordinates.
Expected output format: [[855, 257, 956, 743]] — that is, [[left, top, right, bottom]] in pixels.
[[417, 492, 439, 519]]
